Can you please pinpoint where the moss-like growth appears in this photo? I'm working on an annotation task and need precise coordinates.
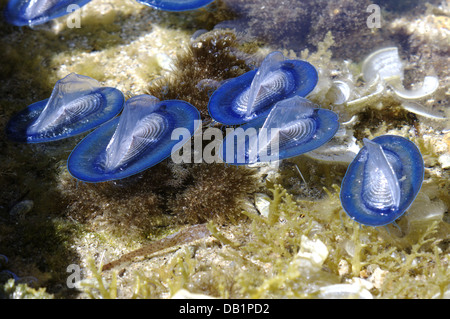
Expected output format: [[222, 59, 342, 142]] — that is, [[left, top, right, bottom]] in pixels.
[[170, 164, 260, 224], [147, 29, 253, 119]]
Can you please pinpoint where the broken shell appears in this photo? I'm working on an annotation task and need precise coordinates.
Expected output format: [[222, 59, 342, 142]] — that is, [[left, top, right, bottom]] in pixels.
[[254, 193, 271, 218], [326, 80, 351, 105], [362, 47, 403, 84], [390, 76, 439, 100], [361, 47, 438, 100], [318, 282, 373, 299], [401, 100, 446, 120], [296, 235, 328, 268]]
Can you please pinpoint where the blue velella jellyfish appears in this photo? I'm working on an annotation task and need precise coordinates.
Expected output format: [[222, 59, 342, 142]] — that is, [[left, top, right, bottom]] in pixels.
[[6, 73, 124, 143], [208, 51, 318, 126], [135, 0, 215, 11], [340, 135, 425, 226], [4, 0, 92, 26], [220, 96, 339, 165], [68, 94, 200, 182]]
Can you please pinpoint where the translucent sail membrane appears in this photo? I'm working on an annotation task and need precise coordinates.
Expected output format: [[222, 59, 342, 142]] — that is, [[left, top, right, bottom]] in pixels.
[[6, 73, 124, 143], [23, 0, 59, 20], [222, 96, 339, 165], [248, 96, 316, 163], [101, 95, 165, 172], [27, 73, 101, 135], [361, 138, 401, 211], [4, 0, 92, 26], [207, 51, 318, 125], [245, 51, 285, 118], [68, 95, 201, 182]]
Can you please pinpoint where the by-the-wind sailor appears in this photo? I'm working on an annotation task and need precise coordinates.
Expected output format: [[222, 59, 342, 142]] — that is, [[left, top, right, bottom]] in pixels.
[[4, 0, 92, 26], [135, 0, 215, 11], [220, 96, 339, 165], [6, 73, 124, 143], [208, 51, 318, 125], [340, 135, 424, 226], [68, 95, 200, 182]]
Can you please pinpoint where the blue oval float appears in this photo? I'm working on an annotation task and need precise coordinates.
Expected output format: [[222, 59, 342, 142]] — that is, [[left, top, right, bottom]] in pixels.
[[340, 135, 424, 226], [135, 0, 215, 11], [68, 95, 200, 182], [220, 96, 339, 165], [208, 51, 318, 126], [6, 73, 124, 143], [4, 0, 92, 26]]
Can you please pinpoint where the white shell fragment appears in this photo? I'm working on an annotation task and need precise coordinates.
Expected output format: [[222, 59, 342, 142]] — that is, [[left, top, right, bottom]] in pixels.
[[391, 76, 439, 100], [305, 127, 360, 164], [405, 193, 446, 222], [254, 193, 271, 218], [317, 282, 373, 299], [401, 100, 446, 120], [295, 235, 329, 268], [326, 80, 351, 105], [362, 47, 403, 84], [439, 153, 450, 169], [361, 47, 439, 100], [171, 289, 216, 299]]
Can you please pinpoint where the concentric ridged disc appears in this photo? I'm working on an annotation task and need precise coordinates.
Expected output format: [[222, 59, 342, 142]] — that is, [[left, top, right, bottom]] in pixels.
[[68, 96, 200, 182], [208, 52, 318, 125], [220, 96, 339, 165], [232, 70, 295, 116], [136, 0, 215, 11], [340, 135, 424, 226]]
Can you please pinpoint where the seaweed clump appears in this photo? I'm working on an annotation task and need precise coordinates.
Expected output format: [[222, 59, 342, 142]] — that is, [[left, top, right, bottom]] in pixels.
[[147, 29, 254, 119], [170, 164, 260, 224], [81, 183, 449, 298]]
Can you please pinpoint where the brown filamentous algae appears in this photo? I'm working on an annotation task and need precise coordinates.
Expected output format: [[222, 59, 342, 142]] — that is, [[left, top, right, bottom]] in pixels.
[[101, 224, 211, 271]]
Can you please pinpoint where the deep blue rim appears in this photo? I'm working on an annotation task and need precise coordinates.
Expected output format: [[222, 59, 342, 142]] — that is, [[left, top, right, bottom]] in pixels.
[[340, 135, 424, 226], [220, 108, 339, 165], [136, 0, 215, 11], [67, 99, 200, 182], [5, 87, 124, 143], [208, 60, 318, 126], [4, 0, 93, 26]]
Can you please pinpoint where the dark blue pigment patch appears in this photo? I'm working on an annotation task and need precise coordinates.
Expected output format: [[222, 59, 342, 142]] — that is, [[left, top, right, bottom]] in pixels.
[[68, 95, 200, 183], [135, 0, 215, 11], [4, 0, 92, 26], [340, 135, 424, 227], [220, 96, 339, 165], [6, 84, 124, 143], [208, 51, 318, 126]]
